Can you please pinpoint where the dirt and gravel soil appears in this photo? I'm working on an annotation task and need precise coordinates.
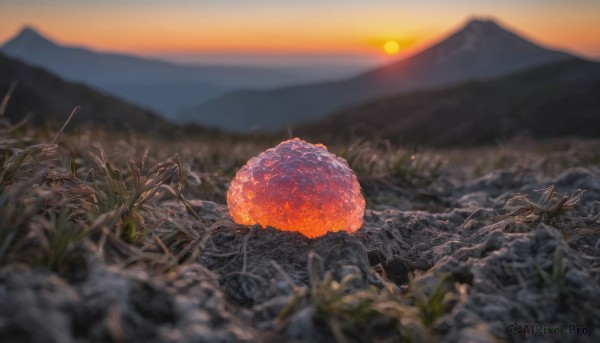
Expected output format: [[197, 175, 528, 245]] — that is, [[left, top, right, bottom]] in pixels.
[[1, 135, 599, 343]]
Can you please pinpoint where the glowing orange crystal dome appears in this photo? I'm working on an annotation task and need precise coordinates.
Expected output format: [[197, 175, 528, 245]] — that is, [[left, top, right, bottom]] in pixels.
[[227, 138, 365, 238]]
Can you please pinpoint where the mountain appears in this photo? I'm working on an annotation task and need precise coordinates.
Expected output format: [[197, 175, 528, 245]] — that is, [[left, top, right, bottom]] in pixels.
[[0, 52, 175, 134], [0, 27, 322, 117], [297, 59, 600, 146], [178, 18, 575, 131]]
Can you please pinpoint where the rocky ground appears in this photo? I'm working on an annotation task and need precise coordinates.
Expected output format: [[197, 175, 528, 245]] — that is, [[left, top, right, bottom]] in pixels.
[[0, 122, 599, 342]]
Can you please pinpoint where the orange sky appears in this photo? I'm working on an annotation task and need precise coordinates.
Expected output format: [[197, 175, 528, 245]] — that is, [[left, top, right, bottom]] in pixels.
[[1, 0, 599, 61]]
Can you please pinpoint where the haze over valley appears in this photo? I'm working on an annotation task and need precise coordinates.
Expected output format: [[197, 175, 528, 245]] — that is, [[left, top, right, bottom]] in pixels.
[[1, 27, 373, 118], [3, 17, 596, 146]]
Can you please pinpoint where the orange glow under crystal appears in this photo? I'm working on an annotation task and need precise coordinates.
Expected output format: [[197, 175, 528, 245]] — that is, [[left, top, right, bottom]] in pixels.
[[227, 138, 365, 238]]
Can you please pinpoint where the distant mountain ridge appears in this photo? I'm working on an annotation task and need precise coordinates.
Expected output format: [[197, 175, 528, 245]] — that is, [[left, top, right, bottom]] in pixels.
[[0, 52, 174, 134], [178, 18, 575, 131], [298, 59, 600, 146], [0, 27, 327, 117], [1, 27, 292, 87]]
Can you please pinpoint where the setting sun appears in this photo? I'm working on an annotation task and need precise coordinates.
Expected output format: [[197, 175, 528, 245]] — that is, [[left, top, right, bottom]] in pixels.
[[383, 40, 400, 55]]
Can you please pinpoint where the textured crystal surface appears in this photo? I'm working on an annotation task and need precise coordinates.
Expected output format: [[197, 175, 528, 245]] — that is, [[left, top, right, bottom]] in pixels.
[[227, 138, 365, 238]]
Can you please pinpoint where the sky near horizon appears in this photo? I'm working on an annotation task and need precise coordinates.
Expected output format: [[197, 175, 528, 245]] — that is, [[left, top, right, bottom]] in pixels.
[[1, 0, 599, 65]]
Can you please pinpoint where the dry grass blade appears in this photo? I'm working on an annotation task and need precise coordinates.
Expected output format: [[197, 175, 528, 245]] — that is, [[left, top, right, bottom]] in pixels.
[[51, 106, 80, 145], [501, 186, 586, 224], [0, 81, 17, 116], [0, 144, 56, 187]]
